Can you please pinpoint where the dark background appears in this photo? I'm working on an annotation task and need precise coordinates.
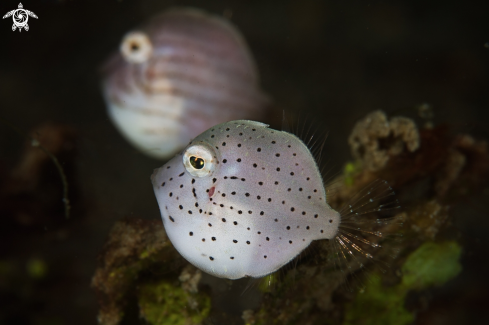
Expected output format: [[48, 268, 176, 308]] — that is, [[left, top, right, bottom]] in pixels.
[[0, 0, 488, 324]]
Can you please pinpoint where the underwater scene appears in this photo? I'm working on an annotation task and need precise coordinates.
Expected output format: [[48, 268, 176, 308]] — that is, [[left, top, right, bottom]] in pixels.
[[1, 0, 488, 324]]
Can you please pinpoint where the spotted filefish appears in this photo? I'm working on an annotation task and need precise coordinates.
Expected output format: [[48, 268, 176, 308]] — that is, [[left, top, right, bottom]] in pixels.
[[102, 8, 269, 159], [151, 120, 398, 279]]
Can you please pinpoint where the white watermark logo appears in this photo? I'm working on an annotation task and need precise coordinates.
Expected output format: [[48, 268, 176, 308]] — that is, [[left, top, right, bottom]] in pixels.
[[3, 3, 38, 32]]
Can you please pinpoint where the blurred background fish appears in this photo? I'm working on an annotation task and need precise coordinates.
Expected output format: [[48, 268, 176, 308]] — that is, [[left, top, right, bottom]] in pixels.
[[101, 8, 270, 159]]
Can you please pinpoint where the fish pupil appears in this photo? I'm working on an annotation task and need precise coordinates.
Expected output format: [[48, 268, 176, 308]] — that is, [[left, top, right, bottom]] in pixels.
[[130, 42, 140, 52], [190, 156, 205, 169]]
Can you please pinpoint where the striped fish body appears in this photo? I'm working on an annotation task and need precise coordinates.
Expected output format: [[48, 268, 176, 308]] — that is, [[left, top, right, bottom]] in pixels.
[[102, 8, 269, 159]]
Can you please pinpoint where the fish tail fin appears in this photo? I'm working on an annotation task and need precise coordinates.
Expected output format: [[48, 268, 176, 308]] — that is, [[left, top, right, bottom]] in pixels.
[[330, 179, 404, 291]]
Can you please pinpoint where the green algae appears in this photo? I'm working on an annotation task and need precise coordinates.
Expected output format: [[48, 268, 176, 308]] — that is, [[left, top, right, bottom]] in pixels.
[[344, 241, 462, 325], [258, 272, 279, 293], [343, 161, 362, 186], [401, 241, 462, 289], [27, 258, 48, 279], [138, 281, 211, 325]]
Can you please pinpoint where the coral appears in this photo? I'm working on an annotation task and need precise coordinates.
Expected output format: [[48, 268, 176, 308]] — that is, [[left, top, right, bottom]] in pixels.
[[178, 265, 203, 294], [407, 200, 449, 240], [138, 279, 211, 325], [348, 110, 419, 172], [91, 218, 185, 325], [242, 309, 256, 325]]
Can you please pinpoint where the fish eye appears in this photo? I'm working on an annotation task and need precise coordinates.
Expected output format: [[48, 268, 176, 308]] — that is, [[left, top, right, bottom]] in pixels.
[[189, 156, 205, 169], [183, 144, 216, 177], [120, 31, 153, 64]]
